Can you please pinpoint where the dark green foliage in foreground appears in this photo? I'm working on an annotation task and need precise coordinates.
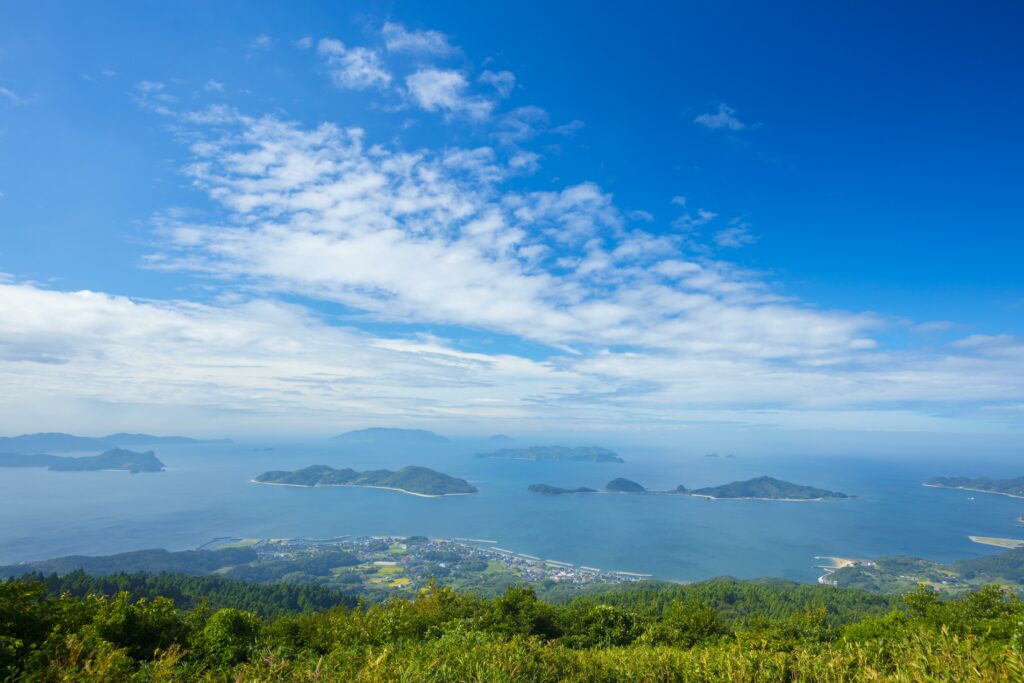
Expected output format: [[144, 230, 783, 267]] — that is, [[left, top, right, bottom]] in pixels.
[[28, 570, 355, 616], [4, 573, 1024, 681], [254, 464, 478, 495]]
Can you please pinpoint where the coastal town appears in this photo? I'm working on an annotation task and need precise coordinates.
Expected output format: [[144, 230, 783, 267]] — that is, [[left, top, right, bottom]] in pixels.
[[199, 534, 651, 597]]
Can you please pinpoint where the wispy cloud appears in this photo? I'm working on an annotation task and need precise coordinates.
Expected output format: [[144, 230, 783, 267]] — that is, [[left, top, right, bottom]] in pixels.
[[714, 220, 757, 248], [479, 70, 516, 98], [382, 22, 456, 56], [250, 34, 273, 51], [694, 103, 747, 131], [405, 68, 493, 120], [318, 39, 392, 90], [0, 85, 29, 105]]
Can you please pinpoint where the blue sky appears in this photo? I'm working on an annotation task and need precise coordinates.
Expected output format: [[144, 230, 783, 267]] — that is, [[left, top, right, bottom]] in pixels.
[[0, 2, 1022, 442]]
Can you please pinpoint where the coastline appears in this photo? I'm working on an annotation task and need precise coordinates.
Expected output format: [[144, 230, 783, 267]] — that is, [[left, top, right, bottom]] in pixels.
[[923, 483, 1024, 500], [250, 480, 474, 499]]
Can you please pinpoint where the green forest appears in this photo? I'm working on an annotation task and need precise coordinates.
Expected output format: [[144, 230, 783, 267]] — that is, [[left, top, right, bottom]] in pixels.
[[3, 572, 1024, 681]]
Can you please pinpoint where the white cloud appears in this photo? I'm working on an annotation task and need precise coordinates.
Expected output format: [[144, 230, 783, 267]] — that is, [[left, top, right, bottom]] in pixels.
[[382, 22, 456, 55], [495, 106, 549, 144], [695, 103, 747, 131], [405, 68, 493, 120], [479, 70, 516, 98], [318, 39, 392, 90], [672, 209, 717, 231], [295, 36, 313, 49], [204, 79, 225, 92], [670, 195, 686, 207], [714, 220, 757, 248]]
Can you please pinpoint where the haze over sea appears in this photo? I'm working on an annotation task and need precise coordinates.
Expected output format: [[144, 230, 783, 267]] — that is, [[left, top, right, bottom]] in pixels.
[[4, 438, 1022, 582]]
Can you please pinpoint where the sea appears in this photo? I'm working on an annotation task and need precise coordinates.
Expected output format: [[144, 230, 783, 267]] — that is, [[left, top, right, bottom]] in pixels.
[[2, 438, 1022, 583]]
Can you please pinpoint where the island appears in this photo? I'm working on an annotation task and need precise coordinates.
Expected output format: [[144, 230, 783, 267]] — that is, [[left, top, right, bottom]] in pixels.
[[682, 476, 850, 500], [924, 476, 1024, 499], [527, 484, 597, 495], [476, 446, 624, 463], [0, 432, 224, 452], [252, 465, 477, 497], [605, 477, 646, 493], [0, 449, 165, 473], [330, 428, 450, 445]]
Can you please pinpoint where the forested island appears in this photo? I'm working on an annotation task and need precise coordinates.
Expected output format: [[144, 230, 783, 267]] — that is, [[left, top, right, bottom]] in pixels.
[[529, 476, 850, 500], [0, 448, 165, 473], [253, 465, 476, 497], [477, 445, 624, 463], [924, 476, 1024, 499], [683, 476, 851, 500]]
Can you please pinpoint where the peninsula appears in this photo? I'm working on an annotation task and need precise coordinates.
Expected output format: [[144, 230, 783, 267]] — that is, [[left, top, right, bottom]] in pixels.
[[0, 449, 165, 473], [924, 476, 1024, 499], [253, 465, 477, 497], [476, 446, 624, 463]]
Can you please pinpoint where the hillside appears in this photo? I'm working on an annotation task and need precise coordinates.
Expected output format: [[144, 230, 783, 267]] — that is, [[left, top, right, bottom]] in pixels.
[[477, 445, 624, 463], [831, 547, 1024, 594], [0, 448, 165, 473], [253, 465, 477, 496]]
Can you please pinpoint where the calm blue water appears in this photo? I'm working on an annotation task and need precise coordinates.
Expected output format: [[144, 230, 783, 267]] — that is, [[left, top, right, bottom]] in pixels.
[[2, 440, 1022, 583]]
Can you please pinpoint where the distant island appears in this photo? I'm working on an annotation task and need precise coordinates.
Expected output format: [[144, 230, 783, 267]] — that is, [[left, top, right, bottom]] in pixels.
[[330, 428, 450, 445], [924, 476, 1024, 499], [528, 484, 597, 495], [253, 465, 476, 497], [527, 475, 849, 500], [0, 432, 226, 453], [681, 476, 850, 500], [0, 449, 165, 474], [476, 446, 624, 463], [487, 434, 516, 443]]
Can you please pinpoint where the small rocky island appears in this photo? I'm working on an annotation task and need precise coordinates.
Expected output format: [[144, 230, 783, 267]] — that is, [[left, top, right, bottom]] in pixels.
[[0, 449, 165, 474], [528, 475, 850, 500], [924, 476, 1024, 499], [477, 446, 624, 463], [253, 465, 477, 497]]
